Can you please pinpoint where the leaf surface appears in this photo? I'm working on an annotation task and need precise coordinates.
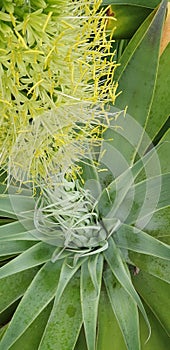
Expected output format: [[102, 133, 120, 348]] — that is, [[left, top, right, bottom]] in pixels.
[[114, 224, 170, 260], [0, 260, 63, 350], [39, 272, 82, 350], [0, 242, 55, 279], [81, 255, 103, 350], [132, 271, 170, 336], [104, 267, 140, 350], [104, 238, 151, 338], [129, 251, 170, 283]]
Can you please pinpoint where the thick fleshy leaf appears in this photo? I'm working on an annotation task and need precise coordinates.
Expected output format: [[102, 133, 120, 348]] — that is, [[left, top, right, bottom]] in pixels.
[[144, 206, 170, 242], [132, 271, 170, 336], [0, 194, 34, 219], [129, 251, 170, 283], [39, 271, 82, 350], [0, 325, 7, 341], [88, 254, 103, 293], [79, 158, 102, 200], [104, 238, 151, 337], [101, 107, 162, 177], [106, 4, 151, 39], [104, 266, 140, 350], [140, 302, 170, 350], [118, 173, 170, 227], [53, 257, 86, 307], [144, 44, 170, 148], [0, 230, 38, 242], [97, 145, 161, 218], [97, 286, 126, 350], [101, 8, 159, 169], [135, 139, 170, 183], [115, 0, 167, 148], [0, 268, 38, 313], [0, 240, 36, 256], [114, 224, 170, 260], [0, 184, 31, 196], [0, 218, 34, 233], [0, 219, 37, 241], [98, 132, 132, 179], [102, 0, 161, 8], [81, 255, 103, 350], [0, 260, 63, 350], [10, 302, 53, 350], [0, 242, 55, 279], [114, 9, 156, 80], [157, 131, 170, 174], [79, 157, 100, 181]]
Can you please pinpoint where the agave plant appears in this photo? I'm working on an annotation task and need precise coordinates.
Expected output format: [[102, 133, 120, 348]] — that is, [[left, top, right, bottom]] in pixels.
[[0, 0, 170, 350]]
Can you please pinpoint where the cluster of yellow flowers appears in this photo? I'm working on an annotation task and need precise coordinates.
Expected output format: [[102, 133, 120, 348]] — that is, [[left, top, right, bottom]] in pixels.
[[0, 0, 118, 183]]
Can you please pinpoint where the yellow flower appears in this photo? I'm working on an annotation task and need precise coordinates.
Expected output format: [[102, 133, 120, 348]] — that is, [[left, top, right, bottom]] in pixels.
[[0, 0, 118, 183]]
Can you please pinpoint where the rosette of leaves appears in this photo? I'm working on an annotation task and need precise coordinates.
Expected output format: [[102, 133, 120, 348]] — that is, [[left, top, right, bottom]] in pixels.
[[0, 1, 170, 350]]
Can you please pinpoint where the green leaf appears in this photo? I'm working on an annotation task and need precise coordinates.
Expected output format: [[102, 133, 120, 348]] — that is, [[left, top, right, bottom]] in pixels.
[[101, 107, 158, 173], [144, 206, 170, 242], [107, 5, 152, 39], [157, 139, 170, 174], [135, 139, 170, 183], [101, 8, 161, 169], [0, 219, 37, 241], [97, 286, 126, 350], [129, 251, 170, 283], [39, 272, 82, 350], [79, 157, 102, 200], [88, 254, 103, 293], [137, 174, 169, 224], [117, 173, 170, 227], [104, 267, 140, 350], [0, 268, 38, 313], [104, 238, 151, 338], [53, 257, 87, 306], [0, 184, 31, 196], [140, 303, 170, 350], [0, 325, 8, 342], [0, 230, 38, 242], [0, 260, 63, 350], [0, 242, 55, 279], [0, 194, 34, 219], [99, 125, 134, 176], [115, 9, 156, 80], [10, 302, 53, 350], [80, 255, 103, 350], [102, 0, 161, 8], [97, 145, 161, 218], [144, 43, 170, 146], [114, 224, 170, 260], [0, 240, 36, 256], [132, 271, 170, 336], [115, 0, 167, 148]]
